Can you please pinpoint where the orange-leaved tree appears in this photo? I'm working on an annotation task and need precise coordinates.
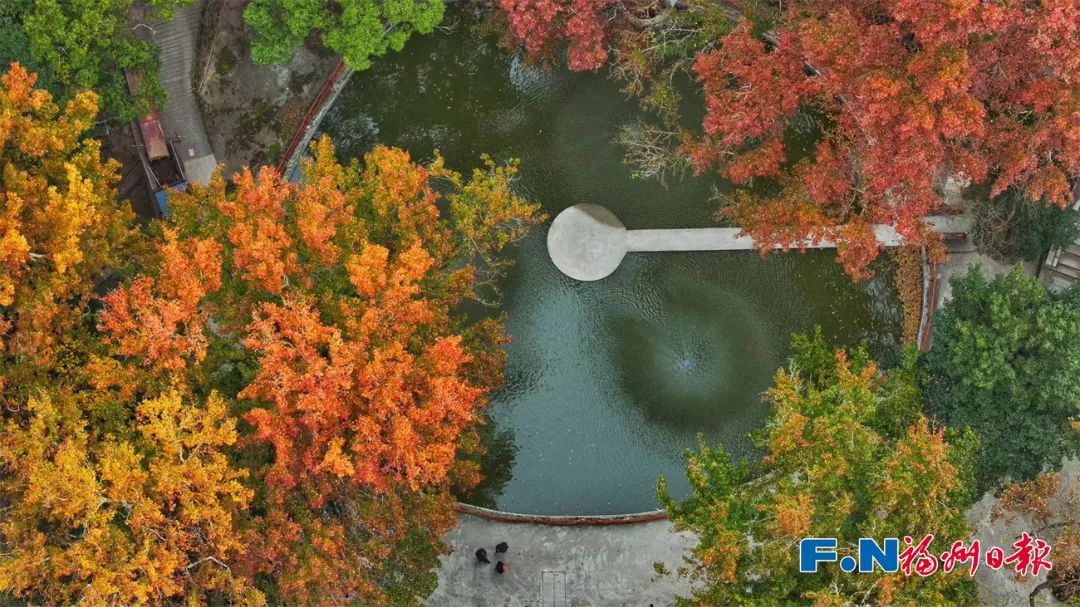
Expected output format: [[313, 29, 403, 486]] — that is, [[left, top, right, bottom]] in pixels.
[[98, 136, 541, 604], [0, 64, 260, 605]]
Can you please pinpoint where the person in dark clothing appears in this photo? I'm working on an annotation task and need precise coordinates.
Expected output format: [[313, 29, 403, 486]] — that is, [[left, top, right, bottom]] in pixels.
[[475, 548, 490, 564], [495, 541, 508, 555], [495, 561, 508, 574]]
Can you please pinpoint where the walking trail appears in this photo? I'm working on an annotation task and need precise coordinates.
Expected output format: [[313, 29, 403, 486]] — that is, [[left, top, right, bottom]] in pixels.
[[426, 510, 696, 607], [152, 0, 217, 185]]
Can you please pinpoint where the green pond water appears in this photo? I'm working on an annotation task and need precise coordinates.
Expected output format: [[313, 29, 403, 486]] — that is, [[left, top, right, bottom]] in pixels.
[[320, 21, 901, 515]]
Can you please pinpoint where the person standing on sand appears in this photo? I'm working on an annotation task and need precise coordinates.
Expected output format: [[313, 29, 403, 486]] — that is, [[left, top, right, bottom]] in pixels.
[[475, 548, 490, 564], [495, 561, 508, 574], [495, 541, 508, 556]]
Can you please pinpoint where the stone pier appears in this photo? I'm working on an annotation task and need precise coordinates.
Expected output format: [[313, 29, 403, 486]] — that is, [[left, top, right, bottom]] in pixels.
[[547, 203, 973, 281]]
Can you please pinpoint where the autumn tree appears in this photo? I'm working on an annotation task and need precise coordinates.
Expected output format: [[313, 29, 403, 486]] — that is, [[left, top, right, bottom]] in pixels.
[[924, 267, 1080, 491], [995, 463, 1080, 605], [0, 389, 262, 606], [690, 0, 1080, 277], [0, 63, 143, 404], [245, 0, 445, 69], [99, 136, 541, 604], [0, 69, 257, 606], [496, 0, 740, 141], [1, 67, 539, 605], [661, 331, 979, 606], [497, 0, 619, 71], [96, 225, 221, 383]]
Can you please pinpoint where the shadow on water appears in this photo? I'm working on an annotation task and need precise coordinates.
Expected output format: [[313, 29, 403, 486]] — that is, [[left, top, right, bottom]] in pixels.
[[457, 420, 518, 510], [320, 12, 901, 514]]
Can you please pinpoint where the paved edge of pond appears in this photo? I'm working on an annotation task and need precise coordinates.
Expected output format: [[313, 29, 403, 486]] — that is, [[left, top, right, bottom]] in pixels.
[[456, 503, 669, 525], [428, 505, 697, 607], [277, 60, 354, 180]]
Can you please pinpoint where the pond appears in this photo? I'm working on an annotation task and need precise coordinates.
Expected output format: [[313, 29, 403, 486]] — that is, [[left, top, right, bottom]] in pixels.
[[319, 18, 901, 515]]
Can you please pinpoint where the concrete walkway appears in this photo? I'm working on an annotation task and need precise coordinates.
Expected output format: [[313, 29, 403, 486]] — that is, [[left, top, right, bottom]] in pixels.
[[934, 245, 1038, 309], [152, 1, 217, 184], [427, 513, 696, 607], [548, 203, 974, 281]]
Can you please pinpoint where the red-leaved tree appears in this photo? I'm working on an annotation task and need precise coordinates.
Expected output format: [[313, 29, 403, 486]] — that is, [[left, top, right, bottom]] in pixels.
[[693, 1, 1080, 277], [498, 0, 620, 71]]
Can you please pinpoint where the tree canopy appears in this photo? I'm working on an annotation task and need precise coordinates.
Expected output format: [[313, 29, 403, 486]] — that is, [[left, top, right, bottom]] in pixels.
[[245, 0, 445, 70], [0, 390, 262, 606], [15, 0, 193, 119], [126, 138, 539, 603], [662, 332, 979, 606], [498, 0, 616, 71], [0, 1, 58, 97], [924, 267, 1080, 491], [971, 186, 1080, 264], [0, 63, 143, 403], [0, 67, 541, 605], [693, 0, 1080, 277]]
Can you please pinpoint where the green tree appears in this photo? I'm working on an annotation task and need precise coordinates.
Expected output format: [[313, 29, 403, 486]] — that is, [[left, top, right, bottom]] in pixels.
[[925, 267, 1080, 491], [21, 0, 192, 119], [661, 331, 979, 606], [245, 0, 445, 70], [0, 0, 58, 97]]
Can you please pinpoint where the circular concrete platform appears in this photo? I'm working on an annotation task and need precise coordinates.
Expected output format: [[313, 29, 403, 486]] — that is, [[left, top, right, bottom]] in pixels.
[[547, 203, 628, 281]]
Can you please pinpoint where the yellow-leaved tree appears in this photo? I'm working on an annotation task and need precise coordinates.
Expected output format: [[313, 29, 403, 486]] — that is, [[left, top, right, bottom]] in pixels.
[[0, 62, 142, 402], [0, 390, 263, 606], [0, 63, 260, 606]]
